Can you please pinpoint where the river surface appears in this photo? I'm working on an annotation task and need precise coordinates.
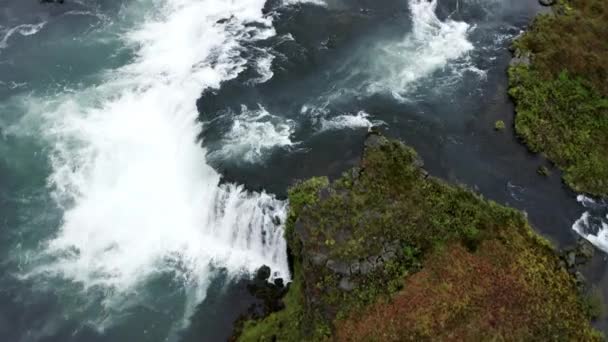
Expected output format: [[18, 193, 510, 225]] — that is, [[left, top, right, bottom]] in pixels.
[[1, 0, 607, 340]]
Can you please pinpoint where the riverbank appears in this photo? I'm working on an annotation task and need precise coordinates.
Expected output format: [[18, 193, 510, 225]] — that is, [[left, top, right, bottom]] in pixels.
[[236, 132, 601, 341], [508, 0, 608, 196]]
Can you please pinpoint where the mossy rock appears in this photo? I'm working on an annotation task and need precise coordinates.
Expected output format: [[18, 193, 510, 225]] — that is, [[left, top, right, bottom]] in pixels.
[[538, 165, 551, 177], [494, 120, 506, 131], [237, 133, 601, 341]]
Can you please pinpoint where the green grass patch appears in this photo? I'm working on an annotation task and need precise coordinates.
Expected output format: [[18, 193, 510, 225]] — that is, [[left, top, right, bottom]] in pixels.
[[509, 0, 608, 195]]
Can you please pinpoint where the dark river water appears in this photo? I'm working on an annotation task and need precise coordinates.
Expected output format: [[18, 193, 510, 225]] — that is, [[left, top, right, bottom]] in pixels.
[[1, 0, 607, 340]]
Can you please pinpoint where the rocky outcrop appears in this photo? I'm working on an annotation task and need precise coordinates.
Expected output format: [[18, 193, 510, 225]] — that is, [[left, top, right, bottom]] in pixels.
[[237, 133, 602, 341], [560, 238, 595, 291], [509, 48, 531, 67], [539, 0, 556, 6]]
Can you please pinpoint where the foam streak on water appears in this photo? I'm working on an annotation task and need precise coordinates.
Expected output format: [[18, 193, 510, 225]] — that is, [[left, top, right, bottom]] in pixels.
[[0, 22, 47, 51], [27, 0, 289, 327], [367, 0, 474, 95]]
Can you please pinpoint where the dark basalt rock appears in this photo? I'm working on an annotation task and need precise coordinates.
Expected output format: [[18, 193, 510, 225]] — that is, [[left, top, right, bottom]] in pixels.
[[255, 265, 271, 282]]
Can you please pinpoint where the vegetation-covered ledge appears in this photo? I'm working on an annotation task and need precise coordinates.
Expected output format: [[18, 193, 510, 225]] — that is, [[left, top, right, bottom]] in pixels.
[[508, 0, 608, 196], [236, 132, 601, 341]]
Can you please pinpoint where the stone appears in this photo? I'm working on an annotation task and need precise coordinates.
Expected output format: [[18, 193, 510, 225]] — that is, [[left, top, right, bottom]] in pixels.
[[360, 260, 373, 275], [574, 271, 586, 286], [326, 260, 351, 275], [566, 251, 576, 268], [310, 252, 328, 266], [381, 250, 396, 262], [256, 265, 271, 281], [339, 277, 356, 292], [364, 132, 389, 149], [539, 0, 555, 6], [510, 49, 531, 67], [272, 215, 281, 226], [577, 238, 595, 261], [274, 278, 284, 288], [349, 262, 360, 275]]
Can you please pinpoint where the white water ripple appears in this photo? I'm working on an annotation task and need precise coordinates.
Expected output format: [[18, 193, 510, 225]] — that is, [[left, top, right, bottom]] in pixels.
[[0, 22, 47, 51]]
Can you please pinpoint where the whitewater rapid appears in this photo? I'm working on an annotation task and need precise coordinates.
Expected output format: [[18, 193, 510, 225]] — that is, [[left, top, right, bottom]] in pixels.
[[18, 0, 296, 329], [573, 195, 608, 253]]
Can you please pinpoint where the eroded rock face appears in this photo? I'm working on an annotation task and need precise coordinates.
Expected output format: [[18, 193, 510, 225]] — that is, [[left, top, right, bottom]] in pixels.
[[292, 131, 429, 320]]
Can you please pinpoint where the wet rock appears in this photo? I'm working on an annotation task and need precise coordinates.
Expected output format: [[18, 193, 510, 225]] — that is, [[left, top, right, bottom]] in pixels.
[[274, 278, 284, 288], [577, 238, 595, 261], [339, 277, 356, 292], [272, 215, 281, 226], [539, 0, 555, 6], [256, 265, 271, 281], [262, 0, 282, 15]]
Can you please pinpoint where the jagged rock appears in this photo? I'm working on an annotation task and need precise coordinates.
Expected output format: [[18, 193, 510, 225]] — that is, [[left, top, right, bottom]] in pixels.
[[339, 277, 356, 292], [318, 187, 332, 201], [311, 252, 328, 266], [262, 0, 282, 15], [360, 260, 373, 275], [364, 132, 389, 149], [274, 278, 284, 288], [349, 262, 360, 275], [577, 238, 595, 261], [326, 260, 351, 275], [272, 215, 281, 226], [510, 49, 531, 67], [381, 250, 396, 262], [566, 251, 576, 268], [539, 0, 555, 6], [256, 265, 271, 281], [574, 271, 586, 286]]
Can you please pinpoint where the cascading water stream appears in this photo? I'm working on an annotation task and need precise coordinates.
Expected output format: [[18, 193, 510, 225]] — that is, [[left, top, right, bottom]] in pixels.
[[16, 0, 292, 330]]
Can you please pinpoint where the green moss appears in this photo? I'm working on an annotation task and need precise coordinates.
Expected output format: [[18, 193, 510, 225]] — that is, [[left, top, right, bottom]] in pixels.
[[508, 0, 608, 195], [538, 165, 551, 177], [582, 287, 605, 321], [494, 120, 506, 131], [237, 136, 600, 340]]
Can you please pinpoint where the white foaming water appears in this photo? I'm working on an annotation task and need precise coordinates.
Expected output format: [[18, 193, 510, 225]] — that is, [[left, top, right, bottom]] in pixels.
[[28, 0, 290, 328], [209, 105, 296, 164], [319, 111, 382, 131], [367, 0, 474, 94], [573, 195, 608, 253], [0, 22, 47, 50]]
